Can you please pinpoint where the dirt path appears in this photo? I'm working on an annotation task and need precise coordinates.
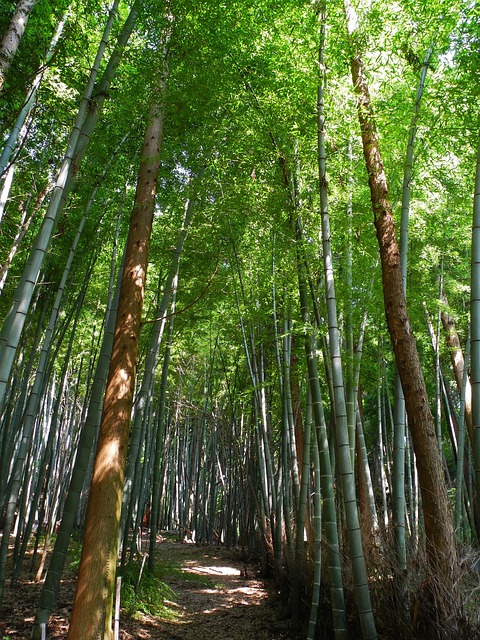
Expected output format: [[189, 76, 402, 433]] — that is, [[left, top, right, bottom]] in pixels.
[[121, 542, 292, 640], [0, 537, 293, 639]]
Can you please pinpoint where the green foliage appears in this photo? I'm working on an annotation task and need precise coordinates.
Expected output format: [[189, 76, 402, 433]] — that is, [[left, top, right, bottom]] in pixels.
[[66, 536, 83, 572], [120, 562, 178, 619], [120, 558, 215, 620]]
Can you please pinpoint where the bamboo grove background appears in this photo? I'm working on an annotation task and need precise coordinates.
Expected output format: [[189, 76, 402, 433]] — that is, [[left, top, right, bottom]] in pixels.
[[0, 0, 480, 638]]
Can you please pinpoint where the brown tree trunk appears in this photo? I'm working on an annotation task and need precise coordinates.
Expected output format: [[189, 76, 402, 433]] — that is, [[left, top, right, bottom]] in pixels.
[[66, 57, 168, 640], [350, 51, 458, 629]]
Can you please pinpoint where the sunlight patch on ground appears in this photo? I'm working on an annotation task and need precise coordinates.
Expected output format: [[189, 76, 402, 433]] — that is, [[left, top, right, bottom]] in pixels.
[[164, 599, 182, 609], [183, 562, 241, 576], [201, 606, 224, 614], [198, 588, 218, 595], [228, 585, 265, 597]]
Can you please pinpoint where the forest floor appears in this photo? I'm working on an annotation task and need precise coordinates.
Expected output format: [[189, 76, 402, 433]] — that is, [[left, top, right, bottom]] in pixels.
[[0, 534, 296, 640]]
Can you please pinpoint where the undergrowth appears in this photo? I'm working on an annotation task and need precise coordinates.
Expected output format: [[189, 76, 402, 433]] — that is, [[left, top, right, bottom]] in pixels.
[[120, 562, 178, 619], [66, 536, 83, 572], [120, 555, 216, 620]]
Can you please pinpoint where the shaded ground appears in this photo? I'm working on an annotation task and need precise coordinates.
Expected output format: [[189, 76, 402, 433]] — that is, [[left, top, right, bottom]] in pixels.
[[0, 537, 294, 640]]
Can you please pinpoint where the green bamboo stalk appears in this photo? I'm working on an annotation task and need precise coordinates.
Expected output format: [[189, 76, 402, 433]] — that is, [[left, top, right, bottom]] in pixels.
[[298, 251, 347, 639], [471, 134, 480, 519], [291, 384, 311, 631], [32, 243, 123, 637], [0, 248, 97, 606], [0, 7, 70, 176], [455, 330, 470, 534], [317, 5, 376, 635], [148, 293, 176, 569], [0, 0, 140, 409], [307, 411, 322, 640]]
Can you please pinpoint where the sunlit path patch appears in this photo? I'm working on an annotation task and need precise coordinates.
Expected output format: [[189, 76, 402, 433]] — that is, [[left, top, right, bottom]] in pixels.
[[183, 562, 241, 576]]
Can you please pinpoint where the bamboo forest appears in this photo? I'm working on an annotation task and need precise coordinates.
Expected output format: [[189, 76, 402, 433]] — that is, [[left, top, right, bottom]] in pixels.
[[0, 0, 480, 638]]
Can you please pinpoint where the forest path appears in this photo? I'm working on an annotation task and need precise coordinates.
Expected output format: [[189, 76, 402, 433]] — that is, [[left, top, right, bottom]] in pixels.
[[0, 537, 294, 639], [121, 540, 293, 640]]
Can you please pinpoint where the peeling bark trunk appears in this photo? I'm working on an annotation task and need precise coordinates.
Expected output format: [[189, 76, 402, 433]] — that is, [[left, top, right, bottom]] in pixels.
[[66, 55, 168, 640], [350, 50, 458, 626]]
